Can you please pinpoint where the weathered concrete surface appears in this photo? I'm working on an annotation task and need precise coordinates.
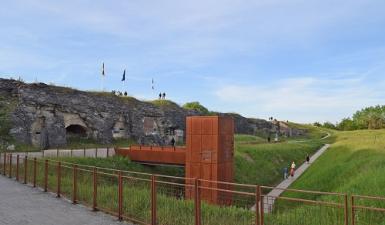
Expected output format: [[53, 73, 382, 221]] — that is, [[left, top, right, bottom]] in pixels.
[[0, 176, 130, 225]]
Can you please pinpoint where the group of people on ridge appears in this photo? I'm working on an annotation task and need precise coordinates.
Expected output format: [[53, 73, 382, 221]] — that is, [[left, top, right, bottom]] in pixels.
[[158, 92, 166, 100]]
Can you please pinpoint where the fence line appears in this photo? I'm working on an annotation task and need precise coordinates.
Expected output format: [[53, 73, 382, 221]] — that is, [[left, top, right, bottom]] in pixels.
[[1, 152, 384, 225]]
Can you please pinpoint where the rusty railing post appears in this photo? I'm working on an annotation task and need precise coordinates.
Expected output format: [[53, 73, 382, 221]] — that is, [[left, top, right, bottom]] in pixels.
[[151, 175, 157, 225], [9, 153, 12, 178], [57, 161, 61, 198], [24, 156, 27, 184], [73, 164, 78, 204], [3, 152, 6, 176], [16, 155, 20, 181], [194, 178, 201, 225], [44, 160, 48, 192], [93, 167, 98, 211], [95, 148, 98, 158], [351, 195, 355, 225], [260, 186, 264, 225], [33, 158, 37, 187], [107, 147, 109, 158], [118, 171, 123, 221], [256, 185, 260, 225], [344, 194, 349, 225]]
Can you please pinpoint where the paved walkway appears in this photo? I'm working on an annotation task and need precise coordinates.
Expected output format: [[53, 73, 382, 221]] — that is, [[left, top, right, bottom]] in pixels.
[[0, 176, 129, 225], [252, 144, 331, 212]]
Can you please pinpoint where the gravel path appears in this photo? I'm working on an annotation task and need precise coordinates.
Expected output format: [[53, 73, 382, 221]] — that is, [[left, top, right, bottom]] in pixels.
[[0, 176, 130, 225]]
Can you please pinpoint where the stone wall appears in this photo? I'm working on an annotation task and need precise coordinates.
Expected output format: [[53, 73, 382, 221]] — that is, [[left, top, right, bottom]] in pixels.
[[0, 78, 306, 149]]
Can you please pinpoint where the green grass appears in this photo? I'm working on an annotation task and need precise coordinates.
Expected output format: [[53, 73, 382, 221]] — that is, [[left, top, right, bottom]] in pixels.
[[234, 139, 324, 185], [149, 99, 180, 108], [56, 156, 184, 178], [270, 129, 385, 225], [65, 137, 137, 149]]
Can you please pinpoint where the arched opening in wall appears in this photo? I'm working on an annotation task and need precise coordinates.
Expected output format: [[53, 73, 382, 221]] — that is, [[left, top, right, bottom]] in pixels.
[[66, 124, 87, 138]]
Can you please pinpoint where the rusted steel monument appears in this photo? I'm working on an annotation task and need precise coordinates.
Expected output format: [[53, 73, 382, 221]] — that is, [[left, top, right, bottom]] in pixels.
[[115, 116, 234, 204]]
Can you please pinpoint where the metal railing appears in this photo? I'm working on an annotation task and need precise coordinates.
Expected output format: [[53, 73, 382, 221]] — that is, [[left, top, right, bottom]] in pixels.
[[1, 152, 385, 225]]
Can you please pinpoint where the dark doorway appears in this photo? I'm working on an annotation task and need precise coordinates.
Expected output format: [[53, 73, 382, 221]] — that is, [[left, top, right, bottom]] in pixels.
[[66, 124, 87, 138]]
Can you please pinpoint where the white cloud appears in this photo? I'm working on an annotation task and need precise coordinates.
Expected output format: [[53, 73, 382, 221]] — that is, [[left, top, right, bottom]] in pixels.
[[214, 75, 385, 123]]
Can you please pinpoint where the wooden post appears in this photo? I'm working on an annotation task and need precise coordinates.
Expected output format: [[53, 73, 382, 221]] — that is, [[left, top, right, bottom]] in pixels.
[[16, 155, 19, 181], [33, 158, 37, 187], [71, 149, 73, 157], [57, 148, 59, 158], [95, 148, 98, 158], [44, 160, 48, 192], [93, 167, 98, 211], [106, 147, 109, 158], [344, 194, 349, 225], [351, 196, 355, 225], [194, 179, 201, 225], [118, 171, 123, 221], [260, 186, 264, 225], [57, 161, 61, 198], [24, 156, 27, 184], [72, 165, 78, 204], [151, 175, 157, 225], [3, 152, 6, 176], [83, 148, 86, 157], [256, 186, 260, 225], [9, 153, 12, 178]]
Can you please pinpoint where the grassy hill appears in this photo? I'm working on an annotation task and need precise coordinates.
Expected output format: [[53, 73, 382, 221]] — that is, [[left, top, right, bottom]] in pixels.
[[291, 129, 385, 195]]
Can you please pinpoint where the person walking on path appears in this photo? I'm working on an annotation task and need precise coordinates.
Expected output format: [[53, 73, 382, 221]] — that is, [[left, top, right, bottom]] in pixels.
[[306, 154, 310, 164], [290, 161, 296, 177], [170, 137, 176, 147], [283, 167, 288, 179]]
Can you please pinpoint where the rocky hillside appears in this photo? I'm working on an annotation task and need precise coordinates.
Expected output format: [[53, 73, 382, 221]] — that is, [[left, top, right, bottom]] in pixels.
[[0, 78, 305, 149]]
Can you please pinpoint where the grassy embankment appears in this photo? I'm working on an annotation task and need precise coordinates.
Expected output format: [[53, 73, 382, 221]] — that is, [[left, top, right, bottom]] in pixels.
[[267, 129, 385, 225]]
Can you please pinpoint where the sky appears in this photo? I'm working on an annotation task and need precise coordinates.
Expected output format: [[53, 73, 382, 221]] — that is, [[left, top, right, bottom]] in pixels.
[[1, 0, 385, 123]]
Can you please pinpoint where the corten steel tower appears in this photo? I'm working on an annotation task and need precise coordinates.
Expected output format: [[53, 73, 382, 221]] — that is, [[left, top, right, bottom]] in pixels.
[[185, 116, 234, 204], [116, 116, 234, 204]]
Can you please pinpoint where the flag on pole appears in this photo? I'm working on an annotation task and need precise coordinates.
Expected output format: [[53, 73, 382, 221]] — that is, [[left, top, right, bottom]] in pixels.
[[151, 78, 154, 90], [121, 69, 126, 81], [101, 62, 105, 76]]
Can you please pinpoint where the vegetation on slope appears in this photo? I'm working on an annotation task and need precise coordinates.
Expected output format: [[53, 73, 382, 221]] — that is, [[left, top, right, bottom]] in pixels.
[[291, 129, 385, 196]]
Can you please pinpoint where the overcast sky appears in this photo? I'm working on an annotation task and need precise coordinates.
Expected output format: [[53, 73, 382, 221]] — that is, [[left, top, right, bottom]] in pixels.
[[1, 0, 385, 123]]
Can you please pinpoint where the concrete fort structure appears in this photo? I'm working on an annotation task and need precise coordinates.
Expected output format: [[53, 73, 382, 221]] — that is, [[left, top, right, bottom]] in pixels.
[[115, 116, 234, 204]]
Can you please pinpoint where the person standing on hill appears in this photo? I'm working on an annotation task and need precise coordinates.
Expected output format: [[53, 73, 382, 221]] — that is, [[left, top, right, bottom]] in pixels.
[[162, 92, 166, 99], [290, 161, 296, 177], [159, 93, 162, 99], [306, 154, 310, 164]]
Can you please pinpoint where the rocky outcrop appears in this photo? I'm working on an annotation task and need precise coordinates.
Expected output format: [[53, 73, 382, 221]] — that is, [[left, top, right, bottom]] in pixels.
[[0, 78, 305, 149]]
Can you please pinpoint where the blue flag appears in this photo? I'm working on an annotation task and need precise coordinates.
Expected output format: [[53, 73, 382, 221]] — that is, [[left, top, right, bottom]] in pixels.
[[121, 69, 126, 81]]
